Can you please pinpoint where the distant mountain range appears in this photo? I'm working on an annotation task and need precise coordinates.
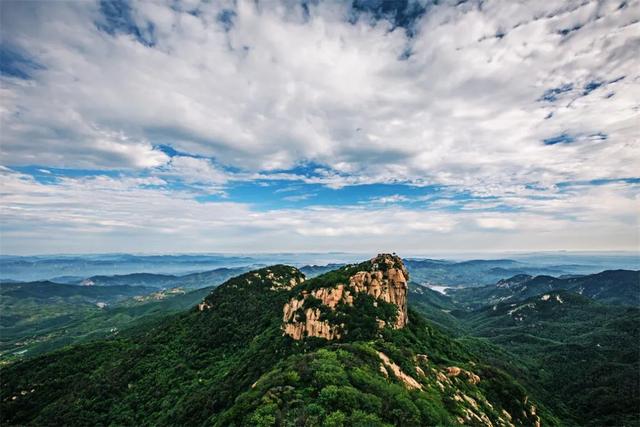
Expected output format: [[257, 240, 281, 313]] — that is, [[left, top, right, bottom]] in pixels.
[[76, 266, 251, 289], [404, 257, 639, 287], [0, 281, 152, 302], [448, 269, 640, 309], [0, 253, 368, 282], [0, 280, 214, 360], [3, 252, 638, 284]]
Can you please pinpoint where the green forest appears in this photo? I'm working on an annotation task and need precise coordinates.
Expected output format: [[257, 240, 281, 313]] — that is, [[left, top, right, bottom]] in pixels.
[[1, 260, 638, 426]]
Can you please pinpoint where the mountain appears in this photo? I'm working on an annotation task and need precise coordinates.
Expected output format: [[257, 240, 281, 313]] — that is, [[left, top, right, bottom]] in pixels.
[[407, 283, 463, 335], [448, 269, 640, 309], [456, 290, 640, 426], [0, 254, 259, 282], [0, 281, 152, 302], [0, 281, 212, 362], [0, 255, 558, 426], [0, 265, 254, 357], [78, 266, 250, 289], [404, 258, 582, 287], [299, 263, 345, 278]]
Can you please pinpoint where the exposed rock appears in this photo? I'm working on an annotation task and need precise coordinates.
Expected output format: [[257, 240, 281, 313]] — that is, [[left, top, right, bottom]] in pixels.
[[416, 354, 429, 363], [501, 409, 513, 421], [377, 351, 423, 390], [282, 284, 352, 340], [197, 301, 212, 311], [436, 371, 449, 383], [446, 366, 462, 377], [268, 269, 305, 290], [282, 254, 409, 340], [349, 254, 409, 328], [282, 305, 342, 340], [379, 364, 389, 378], [446, 366, 480, 384], [463, 370, 481, 385]]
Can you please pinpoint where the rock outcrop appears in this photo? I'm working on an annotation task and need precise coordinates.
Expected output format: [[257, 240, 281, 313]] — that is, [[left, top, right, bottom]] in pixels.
[[282, 253, 409, 340], [282, 284, 351, 340], [377, 351, 423, 390], [349, 254, 409, 328]]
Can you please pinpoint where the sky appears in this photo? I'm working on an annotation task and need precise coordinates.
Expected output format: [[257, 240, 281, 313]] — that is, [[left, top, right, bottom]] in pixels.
[[0, 0, 638, 255]]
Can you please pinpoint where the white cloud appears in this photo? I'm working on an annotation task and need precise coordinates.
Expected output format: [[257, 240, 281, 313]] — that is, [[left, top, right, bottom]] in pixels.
[[0, 168, 637, 254], [0, 0, 638, 253], [0, 0, 637, 187], [369, 194, 410, 204], [282, 193, 314, 202], [476, 217, 518, 230], [160, 156, 228, 186]]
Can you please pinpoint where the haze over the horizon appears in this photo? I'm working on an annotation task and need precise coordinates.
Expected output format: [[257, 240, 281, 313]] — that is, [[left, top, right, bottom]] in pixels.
[[1, 0, 639, 255]]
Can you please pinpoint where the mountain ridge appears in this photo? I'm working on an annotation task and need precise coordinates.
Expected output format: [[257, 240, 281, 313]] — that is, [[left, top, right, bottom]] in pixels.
[[448, 269, 640, 309], [0, 254, 559, 426]]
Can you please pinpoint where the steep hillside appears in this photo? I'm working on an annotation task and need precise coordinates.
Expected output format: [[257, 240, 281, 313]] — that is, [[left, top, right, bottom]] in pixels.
[[448, 270, 640, 309], [408, 283, 463, 335], [457, 291, 640, 426], [0, 281, 152, 302], [0, 255, 558, 426], [0, 282, 212, 362]]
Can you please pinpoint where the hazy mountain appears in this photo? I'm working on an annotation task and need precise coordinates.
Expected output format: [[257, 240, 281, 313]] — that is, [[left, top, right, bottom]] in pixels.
[[0, 281, 211, 361], [404, 258, 588, 287], [447, 270, 640, 309], [0, 253, 368, 282], [79, 266, 250, 289], [0, 254, 259, 282], [299, 263, 346, 278]]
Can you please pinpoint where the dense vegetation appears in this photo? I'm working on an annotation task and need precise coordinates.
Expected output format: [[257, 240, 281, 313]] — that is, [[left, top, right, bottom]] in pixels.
[[0, 282, 213, 362], [1, 261, 638, 426], [80, 266, 248, 289], [1, 262, 559, 426], [454, 290, 640, 426], [447, 270, 640, 309], [407, 283, 463, 335]]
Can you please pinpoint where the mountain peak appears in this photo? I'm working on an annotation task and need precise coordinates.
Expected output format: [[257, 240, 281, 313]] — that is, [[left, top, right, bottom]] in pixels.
[[496, 274, 533, 288], [282, 253, 409, 340], [197, 264, 305, 311]]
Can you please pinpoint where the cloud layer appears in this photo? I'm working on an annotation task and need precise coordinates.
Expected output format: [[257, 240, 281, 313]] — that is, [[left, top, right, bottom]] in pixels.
[[0, 0, 638, 254]]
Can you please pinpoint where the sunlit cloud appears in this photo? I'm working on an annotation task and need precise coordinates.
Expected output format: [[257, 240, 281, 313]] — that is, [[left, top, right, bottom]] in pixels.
[[0, 0, 638, 253]]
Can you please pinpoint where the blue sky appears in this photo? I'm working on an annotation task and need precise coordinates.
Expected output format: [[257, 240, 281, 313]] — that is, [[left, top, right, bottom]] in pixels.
[[0, 0, 638, 254]]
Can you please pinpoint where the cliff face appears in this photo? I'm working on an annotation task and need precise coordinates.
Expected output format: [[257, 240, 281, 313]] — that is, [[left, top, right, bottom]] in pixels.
[[282, 253, 409, 340], [349, 254, 409, 328], [282, 284, 352, 340]]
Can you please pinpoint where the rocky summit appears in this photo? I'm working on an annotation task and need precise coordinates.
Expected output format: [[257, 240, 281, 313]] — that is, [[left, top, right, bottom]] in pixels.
[[283, 254, 409, 340]]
